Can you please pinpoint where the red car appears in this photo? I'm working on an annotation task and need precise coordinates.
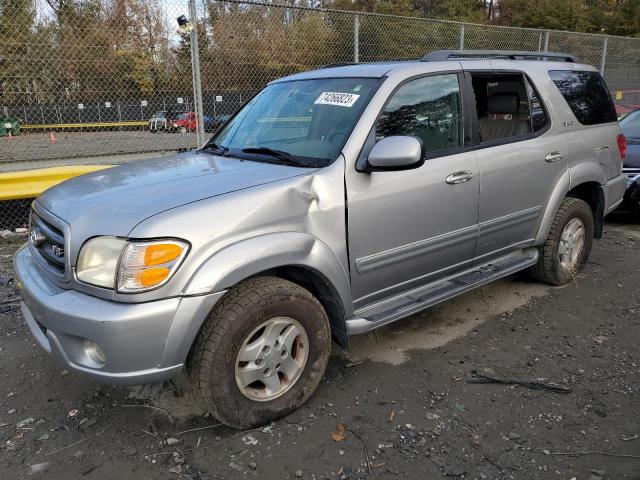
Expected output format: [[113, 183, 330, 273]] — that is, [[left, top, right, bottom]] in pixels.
[[169, 112, 221, 133], [169, 112, 197, 133]]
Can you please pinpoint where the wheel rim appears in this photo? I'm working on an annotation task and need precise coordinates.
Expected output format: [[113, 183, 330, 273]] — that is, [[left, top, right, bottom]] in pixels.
[[558, 217, 586, 271], [235, 317, 309, 402]]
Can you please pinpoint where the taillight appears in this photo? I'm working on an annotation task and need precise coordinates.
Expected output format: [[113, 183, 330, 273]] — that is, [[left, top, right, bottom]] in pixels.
[[617, 134, 627, 164]]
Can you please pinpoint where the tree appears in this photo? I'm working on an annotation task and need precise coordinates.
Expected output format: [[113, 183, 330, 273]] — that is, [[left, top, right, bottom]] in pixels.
[[0, 0, 36, 102]]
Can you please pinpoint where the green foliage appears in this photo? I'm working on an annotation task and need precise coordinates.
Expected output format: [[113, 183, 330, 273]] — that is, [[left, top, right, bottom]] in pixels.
[[487, 0, 638, 36], [0, 0, 637, 108]]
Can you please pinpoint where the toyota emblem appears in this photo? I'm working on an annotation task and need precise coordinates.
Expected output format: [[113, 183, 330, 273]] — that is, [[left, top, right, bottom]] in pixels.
[[29, 227, 46, 247]]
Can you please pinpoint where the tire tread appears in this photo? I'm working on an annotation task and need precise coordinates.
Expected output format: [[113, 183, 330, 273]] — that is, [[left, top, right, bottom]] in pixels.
[[189, 276, 321, 423], [530, 197, 592, 286]]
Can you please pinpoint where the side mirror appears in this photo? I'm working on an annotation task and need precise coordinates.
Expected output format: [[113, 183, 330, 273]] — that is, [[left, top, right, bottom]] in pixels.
[[366, 136, 424, 171]]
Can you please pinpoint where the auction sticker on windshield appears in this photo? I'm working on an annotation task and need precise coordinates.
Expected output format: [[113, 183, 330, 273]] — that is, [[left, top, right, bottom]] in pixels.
[[314, 92, 360, 107]]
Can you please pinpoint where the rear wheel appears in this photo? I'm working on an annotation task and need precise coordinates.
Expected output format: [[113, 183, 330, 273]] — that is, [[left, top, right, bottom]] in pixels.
[[189, 277, 331, 428], [530, 197, 594, 286]]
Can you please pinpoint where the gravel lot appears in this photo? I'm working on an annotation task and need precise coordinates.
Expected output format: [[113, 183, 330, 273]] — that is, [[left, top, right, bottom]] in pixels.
[[0, 131, 210, 172], [0, 216, 639, 480]]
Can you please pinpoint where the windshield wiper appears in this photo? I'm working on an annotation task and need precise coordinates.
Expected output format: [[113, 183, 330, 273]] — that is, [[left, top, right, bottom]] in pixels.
[[202, 142, 229, 156], [241, 147, 309, 167]]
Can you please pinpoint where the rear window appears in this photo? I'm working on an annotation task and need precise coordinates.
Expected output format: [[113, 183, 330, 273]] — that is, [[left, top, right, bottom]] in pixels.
[[549, 70, 617, 125]]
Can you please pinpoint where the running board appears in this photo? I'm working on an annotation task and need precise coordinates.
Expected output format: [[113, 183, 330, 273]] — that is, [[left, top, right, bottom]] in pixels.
[[346, 248, 538, 335]]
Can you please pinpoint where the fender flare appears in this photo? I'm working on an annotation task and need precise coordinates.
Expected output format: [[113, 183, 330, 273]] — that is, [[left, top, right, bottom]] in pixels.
[[183, 232, 353, 318], [569, 162, 607, 188], [535, 167, 605, 244], [535, 170, 571, 245]]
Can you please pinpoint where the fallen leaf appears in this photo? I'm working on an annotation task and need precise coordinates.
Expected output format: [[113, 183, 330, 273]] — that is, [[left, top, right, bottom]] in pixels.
[[337, 423, 346, 432], [331, 431, 347, 442], [388, 409, 396, 422]]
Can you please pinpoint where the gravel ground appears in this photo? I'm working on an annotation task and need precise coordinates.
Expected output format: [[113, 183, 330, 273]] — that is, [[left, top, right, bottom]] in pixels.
[[0, 216, 639, 480], [0, 130, 210, 171]]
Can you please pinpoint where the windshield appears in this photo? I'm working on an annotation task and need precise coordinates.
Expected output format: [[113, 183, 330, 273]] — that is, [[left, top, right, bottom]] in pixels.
[[621, 110, 640, 138], [207, 77, 380, 167]]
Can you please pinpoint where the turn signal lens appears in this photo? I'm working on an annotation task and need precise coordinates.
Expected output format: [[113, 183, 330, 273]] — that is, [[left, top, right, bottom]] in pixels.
[[144, 244, 183, 266], [117, 239, 188, 292], [140, 267, 170, 286]]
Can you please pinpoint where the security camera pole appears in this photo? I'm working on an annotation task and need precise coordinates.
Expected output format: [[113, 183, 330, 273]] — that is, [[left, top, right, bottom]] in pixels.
[[177, 1, 205, 147]]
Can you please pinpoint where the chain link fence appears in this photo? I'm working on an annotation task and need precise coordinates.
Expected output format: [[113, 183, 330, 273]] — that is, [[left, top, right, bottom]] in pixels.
[[1, 0, 640, 229]]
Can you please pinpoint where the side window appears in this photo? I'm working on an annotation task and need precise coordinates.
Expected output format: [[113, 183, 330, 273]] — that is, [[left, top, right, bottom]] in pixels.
[[471, 73, 534, 143], [549, 70, 617, 125], [375, 74, 462, 154], [525, 78, 548, 132]]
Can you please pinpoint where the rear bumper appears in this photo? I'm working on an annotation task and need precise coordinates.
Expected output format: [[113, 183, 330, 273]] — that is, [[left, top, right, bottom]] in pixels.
[[13, 245, 225, 385], [603, 173, 627, 215]]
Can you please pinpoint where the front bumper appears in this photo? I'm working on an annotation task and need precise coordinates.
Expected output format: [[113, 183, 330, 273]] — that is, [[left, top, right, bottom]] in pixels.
[[13, 245, 225, 385]]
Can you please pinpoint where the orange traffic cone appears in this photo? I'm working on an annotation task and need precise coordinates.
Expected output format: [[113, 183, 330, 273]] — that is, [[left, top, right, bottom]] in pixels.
[[50, 131, 57, 143]]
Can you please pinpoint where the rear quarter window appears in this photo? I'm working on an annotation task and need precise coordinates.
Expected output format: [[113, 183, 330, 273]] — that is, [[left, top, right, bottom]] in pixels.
[[549, 70, 617, 125]]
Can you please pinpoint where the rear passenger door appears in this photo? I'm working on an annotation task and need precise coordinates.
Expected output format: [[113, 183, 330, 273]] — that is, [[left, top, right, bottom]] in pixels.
[[549, 70, 622, 182], [465, 68, 567, 261]]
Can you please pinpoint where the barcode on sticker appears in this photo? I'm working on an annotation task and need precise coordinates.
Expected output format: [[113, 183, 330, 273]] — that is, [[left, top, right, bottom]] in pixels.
[[314, 92, 360, 107]]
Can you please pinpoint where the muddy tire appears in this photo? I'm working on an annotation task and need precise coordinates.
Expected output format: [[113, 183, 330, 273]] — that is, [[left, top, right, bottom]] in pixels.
[[530, 197, 594, 286], [189, 276, 331, 429]]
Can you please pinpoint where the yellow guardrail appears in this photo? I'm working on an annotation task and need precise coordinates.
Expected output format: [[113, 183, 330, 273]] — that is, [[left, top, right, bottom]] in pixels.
[[0, 165, 113, 201], [21, 121, 147, 130]]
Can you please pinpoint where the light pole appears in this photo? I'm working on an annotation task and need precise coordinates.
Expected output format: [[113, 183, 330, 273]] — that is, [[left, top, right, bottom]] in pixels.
[[177, 4, 205, 147]]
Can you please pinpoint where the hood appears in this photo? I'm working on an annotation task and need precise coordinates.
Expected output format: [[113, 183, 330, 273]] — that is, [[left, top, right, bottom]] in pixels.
[[624, 136, 640, 169], [37, 151, 312, 237]]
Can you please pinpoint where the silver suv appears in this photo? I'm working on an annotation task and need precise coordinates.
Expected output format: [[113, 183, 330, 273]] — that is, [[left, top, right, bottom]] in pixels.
[[14, 50, 627, 428]]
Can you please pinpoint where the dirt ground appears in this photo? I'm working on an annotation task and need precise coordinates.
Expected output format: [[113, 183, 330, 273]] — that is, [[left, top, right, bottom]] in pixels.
[[1, 216, 639, 480]]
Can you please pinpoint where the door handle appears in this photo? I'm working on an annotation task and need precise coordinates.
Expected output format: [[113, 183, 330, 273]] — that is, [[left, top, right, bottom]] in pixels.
[[445, 171, 473, 185], [545, 152, 564, 163]]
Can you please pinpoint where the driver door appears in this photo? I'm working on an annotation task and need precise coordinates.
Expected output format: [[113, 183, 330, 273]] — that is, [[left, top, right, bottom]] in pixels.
[[345, 73, 480, 308]]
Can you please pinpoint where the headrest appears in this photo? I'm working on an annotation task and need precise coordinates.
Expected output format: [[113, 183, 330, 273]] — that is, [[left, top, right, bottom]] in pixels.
[[487, 92, 520, 115]]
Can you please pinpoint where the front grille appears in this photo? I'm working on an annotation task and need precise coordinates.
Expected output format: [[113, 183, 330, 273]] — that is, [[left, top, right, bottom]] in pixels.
[[29, 210, 66, 276]]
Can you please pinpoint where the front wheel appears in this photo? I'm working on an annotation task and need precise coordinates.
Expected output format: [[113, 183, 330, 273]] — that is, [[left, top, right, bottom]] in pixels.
[[189, 277, 331, 429], [530, 197, 594, 286]]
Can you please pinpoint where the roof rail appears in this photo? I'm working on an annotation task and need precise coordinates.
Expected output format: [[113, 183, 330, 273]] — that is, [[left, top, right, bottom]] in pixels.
[[421, 50, 580, 63], [319, 62, 359, 69]]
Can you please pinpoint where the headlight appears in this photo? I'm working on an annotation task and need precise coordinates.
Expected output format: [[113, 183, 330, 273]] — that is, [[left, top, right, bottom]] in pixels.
[[76, 237, 189, 292], [77, 237, 126, 288]]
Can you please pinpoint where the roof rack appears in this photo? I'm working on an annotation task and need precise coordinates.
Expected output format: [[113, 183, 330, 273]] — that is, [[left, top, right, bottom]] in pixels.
[[319, 62, 358, 69], [421, 50, 580, 63]]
